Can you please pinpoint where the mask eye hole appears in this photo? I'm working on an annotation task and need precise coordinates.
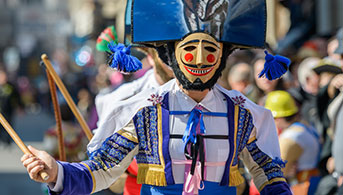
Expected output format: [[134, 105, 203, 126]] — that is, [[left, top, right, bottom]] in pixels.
[[184, 46, 196, 51], [205, 46, 216, 52]]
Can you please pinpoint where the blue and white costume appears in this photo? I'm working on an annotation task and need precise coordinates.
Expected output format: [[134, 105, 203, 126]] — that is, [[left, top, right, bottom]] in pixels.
[[49, 79, 290, 194]]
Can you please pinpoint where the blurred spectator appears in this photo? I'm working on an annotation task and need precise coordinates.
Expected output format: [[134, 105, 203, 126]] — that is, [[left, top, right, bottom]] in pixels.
[[296, 41, 321, 62], [227, 62, 253, 94], [297, 57, 321, 96], [313, 58, 342, 89], [76, 88, 98, 131], [218, 49, 255, 90], [317, 27, 343, 195], [265, 90, 320, 194], [316, 28, 343, 195], [335, 27, 343, 55], [288, 57, 321, 133], [0, 67, 22, 145], [43, 103, 88, 162], [313, 57, 342, 178]]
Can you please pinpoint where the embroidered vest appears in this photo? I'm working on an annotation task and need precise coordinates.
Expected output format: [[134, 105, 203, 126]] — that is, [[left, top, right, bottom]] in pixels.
[[132, 92, 255, 187]]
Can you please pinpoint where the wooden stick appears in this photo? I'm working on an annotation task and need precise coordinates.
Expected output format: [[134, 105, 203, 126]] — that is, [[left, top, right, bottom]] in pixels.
[[41, 54, 93, 140], [0, 113, 49, 181], [46, 70, 66, 161]]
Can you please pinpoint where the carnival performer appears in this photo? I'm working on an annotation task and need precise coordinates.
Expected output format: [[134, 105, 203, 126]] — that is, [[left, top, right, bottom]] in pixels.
[[21, 0, 292, 194]]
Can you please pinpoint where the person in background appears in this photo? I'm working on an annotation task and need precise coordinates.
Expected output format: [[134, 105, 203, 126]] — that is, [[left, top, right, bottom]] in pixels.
[[313, 58, 342, 90], [265, 90, 320, 195], [328, 27, 343, 194], [0, 67, 22, 145], [316, 27, 343, 195], [43, 103, 88, 162], [288, 57, 321, 135], [227, 62, 254, 97], [312, 57, 342, 180]]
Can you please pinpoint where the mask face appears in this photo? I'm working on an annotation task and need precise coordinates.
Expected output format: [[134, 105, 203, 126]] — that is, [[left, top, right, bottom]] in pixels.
[[175, 33, 223, 84]]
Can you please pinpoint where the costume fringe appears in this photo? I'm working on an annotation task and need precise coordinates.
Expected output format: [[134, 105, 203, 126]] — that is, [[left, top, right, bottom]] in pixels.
[[137, 167, 167, 186], [229, 168, 245, 186]]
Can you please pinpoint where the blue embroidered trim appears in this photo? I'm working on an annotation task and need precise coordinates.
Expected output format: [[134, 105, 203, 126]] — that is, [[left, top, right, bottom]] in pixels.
[[161, 103, 175, 185], [220, 93, 235, 186], [246, 140, 285, 180], [238, 108, 254, 152], [84, 133, 138, 171], [134, 106, 161, 165], [231, 107, 254, 167]]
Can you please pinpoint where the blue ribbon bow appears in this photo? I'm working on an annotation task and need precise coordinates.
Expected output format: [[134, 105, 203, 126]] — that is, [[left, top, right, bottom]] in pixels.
[[182, 108, 206, 145]]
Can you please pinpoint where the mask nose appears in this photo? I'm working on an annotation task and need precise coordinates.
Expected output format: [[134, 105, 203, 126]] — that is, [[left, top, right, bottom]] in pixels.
[[196, 42, 204, 66]]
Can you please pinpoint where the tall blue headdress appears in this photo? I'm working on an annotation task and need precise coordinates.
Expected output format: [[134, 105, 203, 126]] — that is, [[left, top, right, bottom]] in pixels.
[[132, 0, 266, 48], [110, 0, 290, 80]]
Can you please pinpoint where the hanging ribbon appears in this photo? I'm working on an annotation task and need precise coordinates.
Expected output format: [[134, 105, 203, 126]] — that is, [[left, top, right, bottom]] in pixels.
[[184, 161, 205, 194], [173, 160, 227, 195]]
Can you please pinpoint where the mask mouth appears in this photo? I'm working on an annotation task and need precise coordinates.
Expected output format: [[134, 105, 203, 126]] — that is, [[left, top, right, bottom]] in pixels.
[[184, 66, 214, 76], [180, 58, 218, 76]]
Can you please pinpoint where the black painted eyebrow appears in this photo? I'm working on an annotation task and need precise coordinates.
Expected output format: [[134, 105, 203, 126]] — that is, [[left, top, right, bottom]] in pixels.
[[180, 39, 199, 47], [180, 39, 219, 48], [202, 40, 220, 48]]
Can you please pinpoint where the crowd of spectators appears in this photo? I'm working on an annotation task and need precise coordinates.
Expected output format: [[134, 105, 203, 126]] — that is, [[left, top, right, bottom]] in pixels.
[[217, 27, 343, 195]]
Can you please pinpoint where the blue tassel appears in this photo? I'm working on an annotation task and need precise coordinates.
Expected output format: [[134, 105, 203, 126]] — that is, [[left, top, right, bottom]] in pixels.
[[272, 157, 287, 168], [258, 50, 291, 80], [107, 42, 142, 73]]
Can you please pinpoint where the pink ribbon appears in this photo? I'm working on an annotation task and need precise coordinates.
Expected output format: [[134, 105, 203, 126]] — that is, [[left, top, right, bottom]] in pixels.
[[184, 161, 204, 195], [173, 160, 226, 195]]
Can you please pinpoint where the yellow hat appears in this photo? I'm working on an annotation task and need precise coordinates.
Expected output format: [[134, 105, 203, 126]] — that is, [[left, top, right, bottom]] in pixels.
[[265, 90, 298, 118]]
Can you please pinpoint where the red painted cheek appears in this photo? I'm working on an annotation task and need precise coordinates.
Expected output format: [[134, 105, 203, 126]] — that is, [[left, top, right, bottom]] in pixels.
[[184, 53, 194, 62], [207, 54, 215, 63]]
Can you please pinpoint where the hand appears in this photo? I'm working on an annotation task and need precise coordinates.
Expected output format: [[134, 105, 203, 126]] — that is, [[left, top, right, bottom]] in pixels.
[[326, 157, 335, 174], [331, 74, 343, 91], [21, 145, 58, 183], [328, 74, 343, 98]]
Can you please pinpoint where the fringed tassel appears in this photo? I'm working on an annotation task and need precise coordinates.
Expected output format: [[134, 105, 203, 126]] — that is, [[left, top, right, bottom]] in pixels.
[[229, 167, 245, 186], [106, 42, 142, 73], [272, 157, 287, 168], [258, 50, 291, 80], [137, 167, 167, 186]]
